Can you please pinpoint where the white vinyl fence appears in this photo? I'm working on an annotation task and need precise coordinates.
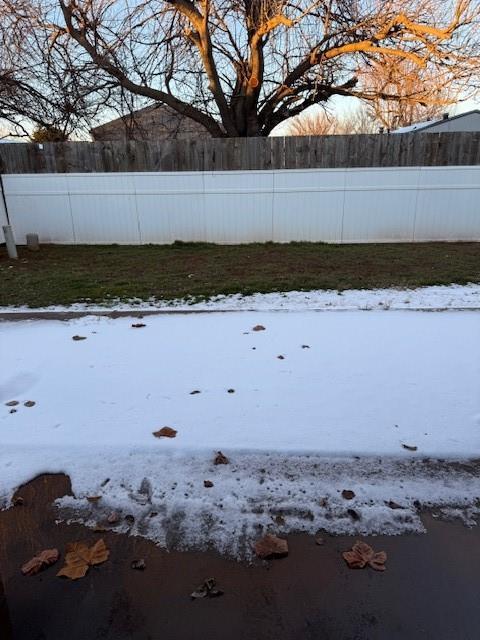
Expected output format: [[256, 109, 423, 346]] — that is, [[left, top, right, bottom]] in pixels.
[[2, 165, 479, 245]]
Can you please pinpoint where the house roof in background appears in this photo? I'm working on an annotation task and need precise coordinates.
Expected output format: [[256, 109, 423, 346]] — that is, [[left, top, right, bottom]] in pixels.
[[393, 109, 480, 133]]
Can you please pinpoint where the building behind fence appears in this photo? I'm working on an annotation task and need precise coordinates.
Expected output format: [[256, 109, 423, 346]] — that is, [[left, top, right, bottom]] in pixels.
[[0, 132, 479, 245]]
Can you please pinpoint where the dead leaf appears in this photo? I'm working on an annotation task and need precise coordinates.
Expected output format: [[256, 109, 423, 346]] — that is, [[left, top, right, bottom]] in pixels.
[[342, 541, 387, 571], [386, 500, 403, 510], [5, 400, 19, 407], [301, 345, 310, 349], [254, 534, 288, 559], [402, 443, 418, 452], [204, 480, 214, 488], [190, 577, 224, 599], [24, 400, 36, 408], [347, 508, 361, 521], [252, 325, 266, 332], [227, 388, 235, 393], [72, 335, 87, 341], [86, 495, 102, 503], [190, 390, 201, 395], [153, 426, 177, 438], [131, 323, 146, 328], [57, 539, 109, 580], [107, 512, 120, 524], [214, 451, 229, 465], [131, 559, 146, 571], [22, 549, 59, 576], [277, 355, 285, 360], [342, 490, 355, 500]]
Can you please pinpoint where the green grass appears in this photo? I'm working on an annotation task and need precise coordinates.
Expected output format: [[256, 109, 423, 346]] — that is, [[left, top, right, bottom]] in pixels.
[[0, 242, 479, 307]]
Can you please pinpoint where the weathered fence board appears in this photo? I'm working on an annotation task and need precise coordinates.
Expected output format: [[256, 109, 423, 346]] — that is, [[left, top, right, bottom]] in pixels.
[[1, 132, 479, 174]]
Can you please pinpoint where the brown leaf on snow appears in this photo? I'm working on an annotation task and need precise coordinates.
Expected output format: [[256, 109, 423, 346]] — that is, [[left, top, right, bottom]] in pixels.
[[254, 534, 288, 559], [252, 325, 266, 332], [24, 401, 36, 408], [22, 549, 59, 576], [72, 335, 87, 341], [402, 443, 418, 452], [86, 495, 102, 503], [214, 451, 229, 465], [131, 323, 146, 328], [386, 500, 403, 510], [153, 427, 177, 438], [343, 541, 387, 572], [57, 539, 109, 580], [342, 490, 355, 500], [107, 512, 120, 524], [5, 400, 19, 407], [204, 480, 214, 488]]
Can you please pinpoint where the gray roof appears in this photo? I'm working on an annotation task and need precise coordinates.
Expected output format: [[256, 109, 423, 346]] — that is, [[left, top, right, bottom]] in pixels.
[[393, 109, 480, 133]]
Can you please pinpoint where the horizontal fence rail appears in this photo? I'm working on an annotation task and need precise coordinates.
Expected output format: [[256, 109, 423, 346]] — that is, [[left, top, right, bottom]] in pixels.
[[2, 166, 479, 245], [1, 132, 480, 174]]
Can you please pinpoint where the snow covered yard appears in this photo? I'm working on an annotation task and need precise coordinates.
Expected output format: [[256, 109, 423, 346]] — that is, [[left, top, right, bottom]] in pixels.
[[1, 288, 480, 557]]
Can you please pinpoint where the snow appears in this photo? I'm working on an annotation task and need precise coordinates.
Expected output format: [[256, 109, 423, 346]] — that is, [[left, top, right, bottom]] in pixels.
[[1, 283, 479, 314], [392, 118, 441, 133], [1, 304, 480, 556]]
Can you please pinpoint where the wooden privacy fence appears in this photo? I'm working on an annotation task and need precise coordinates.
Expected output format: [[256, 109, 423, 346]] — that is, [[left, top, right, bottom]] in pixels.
[[1, 131, 480, 173]]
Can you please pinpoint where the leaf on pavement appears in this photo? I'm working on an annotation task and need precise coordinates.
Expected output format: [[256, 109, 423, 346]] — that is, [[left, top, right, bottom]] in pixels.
[[57, 539, 109, 580], [190, 577, 224, 599], [343, 541, 387, 571], [254, 534, 288, 559], [153, 426, 177, 438], [22, 549, 59, 576]]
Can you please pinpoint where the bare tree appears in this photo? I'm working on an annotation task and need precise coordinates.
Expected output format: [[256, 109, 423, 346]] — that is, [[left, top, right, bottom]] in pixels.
[[356, 56, 468, 130], [287, 105, 377, 135], [2, 0, 479, 137], [0, 1, 117, 138]]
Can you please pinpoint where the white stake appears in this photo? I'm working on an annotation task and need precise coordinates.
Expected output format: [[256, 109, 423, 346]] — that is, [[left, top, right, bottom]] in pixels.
[[2, 225, 18, 260]]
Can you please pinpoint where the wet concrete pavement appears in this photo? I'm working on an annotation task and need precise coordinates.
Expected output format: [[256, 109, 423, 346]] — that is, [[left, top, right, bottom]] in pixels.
[[1, 473, 480, 640]]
